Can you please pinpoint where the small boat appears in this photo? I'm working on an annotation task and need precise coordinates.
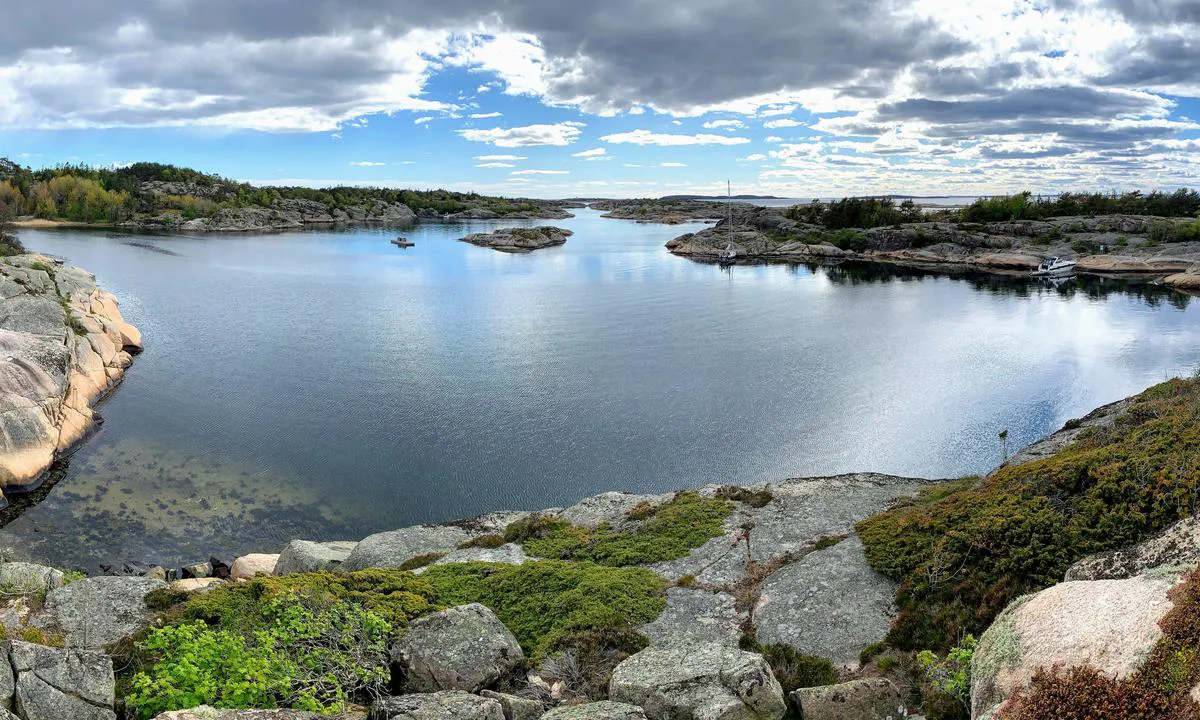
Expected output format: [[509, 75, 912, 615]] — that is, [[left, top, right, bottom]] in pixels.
[[1032, 256, 1077, 277], [718, 181, 737, 266], [391, 236, 414, 248]]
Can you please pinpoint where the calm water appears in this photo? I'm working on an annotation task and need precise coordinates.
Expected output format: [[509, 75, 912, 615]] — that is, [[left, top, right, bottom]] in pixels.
[[7, 208, 1200, 569]]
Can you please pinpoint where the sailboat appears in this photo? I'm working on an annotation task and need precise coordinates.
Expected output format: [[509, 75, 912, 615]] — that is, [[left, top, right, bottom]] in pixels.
[[718, 181, 737, 266]]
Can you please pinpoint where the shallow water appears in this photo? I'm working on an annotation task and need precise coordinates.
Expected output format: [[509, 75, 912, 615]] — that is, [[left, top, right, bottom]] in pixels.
[[9, 209, 1200, 569]]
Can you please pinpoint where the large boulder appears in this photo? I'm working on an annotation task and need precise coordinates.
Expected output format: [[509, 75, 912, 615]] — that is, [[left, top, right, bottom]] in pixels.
[[640, 588, 745, 649], [541, 701, 648, 719], [1066, 515, 1200, 581], [478, 690, 543, 720], [274, 540, 358, 575], [10, 640, 116, 720], [392, 603, 524, 693], [0, 563, 64, 595], [152, 708, 366, 719], [609, 643, 786, 720], [230, 553, 280, 580], [370, 691, 504, 720], [789, 678, 906, 720], [970, 574, 1178, 719], [751, 536, 895, 667], [342, 526, 473, 572], [35, 576, 166, 648]]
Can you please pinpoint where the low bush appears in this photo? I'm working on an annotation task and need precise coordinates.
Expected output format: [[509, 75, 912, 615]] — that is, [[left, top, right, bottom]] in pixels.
[[738, 636, 836, 693], [829, 228, 869, 252], [918, 634, 976, 713], [857, 375, 1200, 651], [459, 533, 505, 549], [714, 486, 774, 508], [509, 492, 732, 566], [1149, 218, 1200, 244], [422, 560, 665, 660]]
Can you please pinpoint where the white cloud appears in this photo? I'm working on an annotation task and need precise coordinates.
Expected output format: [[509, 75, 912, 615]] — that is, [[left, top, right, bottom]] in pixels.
[[600, 129, 751, 146], [451, 33, 547, 97], [759, 104, 798, 117], [459, 122, 584, 147], [476, 162, 516, 168], [414, 116, 435, 124], [469, 111, 502, 119], [474, 154, 527, 161], [765, 136, 784, 143], [349, 161, 387, 166], [763, 118, 802, 129], [660, 162, 687, 167], [622, 163, 643, 167], [511, 169, 570, 175], [571, 147, 608, 161], [738, 153, 768, 161], [702, 119, 747, 130]]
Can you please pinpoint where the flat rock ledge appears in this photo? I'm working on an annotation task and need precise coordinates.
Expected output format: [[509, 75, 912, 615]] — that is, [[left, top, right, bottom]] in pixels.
[[460, 227, 573, 253], [0, 255, 142, 494]]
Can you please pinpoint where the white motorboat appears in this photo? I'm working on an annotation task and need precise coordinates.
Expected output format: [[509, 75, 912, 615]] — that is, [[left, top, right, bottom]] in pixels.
[[1032, 256, 1077, 277]]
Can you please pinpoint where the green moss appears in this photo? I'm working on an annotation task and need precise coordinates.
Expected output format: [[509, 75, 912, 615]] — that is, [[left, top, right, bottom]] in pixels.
[[421, 560, 666, 660], [858, 375, 1200, 651], [813, 535, 844, 551], [398, 552, 444, 571], [511, 492, 733, 566]]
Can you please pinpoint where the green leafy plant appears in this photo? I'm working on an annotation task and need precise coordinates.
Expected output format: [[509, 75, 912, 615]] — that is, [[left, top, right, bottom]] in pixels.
[[918, 634, 977, 711]]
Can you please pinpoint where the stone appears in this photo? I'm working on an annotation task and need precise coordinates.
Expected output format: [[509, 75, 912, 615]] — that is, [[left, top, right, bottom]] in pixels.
[[342, 526, 474, 572], [1066, 515, 1200, 581], [556, 492, 672, 529], [143, 566, 168, 581], [971, 574, 1178, 719], [35, 576, 166, 648], [230, 553, 280, 580], [274, 540, 358, 575], [170, 577, 224, 593], [479, 690, 544, 720], [151, 708, 367, 719], [0, 562, 64, 595], [417, 543, 527, 571], [181, 561, 212, 579], [640, 588, 745, 649], [540, 701, 648, 719], [370, 691, 504, 720], [392, 603, 524, 693], [790, 678, 906, 720], [609, 643, 786, 720], [10, 640, 116, 720], [751, 536, 896, 668]]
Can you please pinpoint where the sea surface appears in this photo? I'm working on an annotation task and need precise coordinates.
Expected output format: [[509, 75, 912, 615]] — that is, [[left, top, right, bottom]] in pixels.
[[9, 208, 1200, 569]]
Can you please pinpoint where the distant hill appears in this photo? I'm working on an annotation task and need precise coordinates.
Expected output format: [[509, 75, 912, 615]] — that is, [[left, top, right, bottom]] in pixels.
[[660, 194, 784, 201]]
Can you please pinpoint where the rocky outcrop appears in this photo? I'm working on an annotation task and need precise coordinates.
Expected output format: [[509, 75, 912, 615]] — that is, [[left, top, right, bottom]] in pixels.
[[477, 691, 543, 720], [1066, 515, 1200, 581], [34, 576, 166, 648], [593, 200, 728, 223], [370, 691, 504, 720], [274, 540, 358, 575], [970, 573, 1179, 719], [608, 643, 786, 720], [789, 678, 906, 720], [640, 588, 745, 649], [342, 526, 475, 572], [460, 227, 573, 253], [420, 543, 527, 570], [541, 701, 647, 719], [0, 256, 141, 495], [9, 640, 116, 720], [391, 603, 525, 693], [752, 536, 896, 668]]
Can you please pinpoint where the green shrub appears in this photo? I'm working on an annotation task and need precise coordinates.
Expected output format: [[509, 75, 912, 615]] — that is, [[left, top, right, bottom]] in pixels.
[[127, 597, 391, 719], [1070, 239, 1090, 254], [459, 534, 505, 549], [917, 634, 976, 711], [1150, 218, 1200, 244], [752, 642, 837, 693], [422, 560, 666, 660], [829, 228, 869, 252], [1115, 235, 1129, 247], [398, 552, 444, 571], [858, 376, 1200, 651], [510, 492, 732, 566]]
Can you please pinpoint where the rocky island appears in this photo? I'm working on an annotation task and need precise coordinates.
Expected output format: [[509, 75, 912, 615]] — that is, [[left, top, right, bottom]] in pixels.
[[591, 199, 729, 224], [668, 200, 1200, 291], [460, 227, 573, 253]]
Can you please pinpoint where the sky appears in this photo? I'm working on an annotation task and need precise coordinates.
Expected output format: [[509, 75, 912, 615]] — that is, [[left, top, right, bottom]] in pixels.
[[1, 0, 1198, 199]]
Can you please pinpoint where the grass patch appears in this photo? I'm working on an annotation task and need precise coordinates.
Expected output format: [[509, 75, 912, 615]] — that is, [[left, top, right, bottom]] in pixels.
[[421, 560, 666, 660], [398, 552, 444, 571], [507, 492, 732, 566], [857, 375, 1200, 651]]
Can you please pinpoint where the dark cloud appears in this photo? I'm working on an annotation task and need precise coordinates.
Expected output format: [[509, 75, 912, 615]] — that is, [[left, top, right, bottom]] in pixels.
[[876, 87, 1164, 125]]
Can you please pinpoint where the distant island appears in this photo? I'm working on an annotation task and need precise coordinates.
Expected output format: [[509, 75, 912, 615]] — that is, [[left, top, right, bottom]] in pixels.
[[659, 194, 785, 201], [0, 158, 576, 233]]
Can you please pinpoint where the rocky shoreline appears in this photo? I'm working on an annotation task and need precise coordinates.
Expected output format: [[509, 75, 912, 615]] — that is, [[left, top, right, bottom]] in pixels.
[[460, 227, 573, 253], [0, 255, 141, 497], [667, 206, 1200, 292]]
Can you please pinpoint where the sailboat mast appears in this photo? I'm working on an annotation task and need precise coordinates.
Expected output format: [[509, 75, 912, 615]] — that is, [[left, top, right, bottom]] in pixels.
[[727, 180, 732, 244]]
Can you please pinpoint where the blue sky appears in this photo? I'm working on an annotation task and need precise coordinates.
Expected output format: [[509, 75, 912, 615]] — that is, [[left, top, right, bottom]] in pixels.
[[2, 1, 1198, 199]]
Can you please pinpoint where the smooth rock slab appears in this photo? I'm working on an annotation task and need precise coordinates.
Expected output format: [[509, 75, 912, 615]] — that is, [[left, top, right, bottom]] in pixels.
[[751, 536, 895, 668], [343, 526, 473, 572], [556, 492, 673, 529], [370, 691, 504, 720], [35, 576, 166, 648], [970, 574, 1177, 719], [790, 678, 906, 720], [541, 701, 648, 719], [640, 588, 745, 649], [11, 640, 116, 720], [609, 643, 786, 720], [422, 543, 527, 570], [392, 603, 525, 693], [274, 540, 358, 575]]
